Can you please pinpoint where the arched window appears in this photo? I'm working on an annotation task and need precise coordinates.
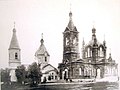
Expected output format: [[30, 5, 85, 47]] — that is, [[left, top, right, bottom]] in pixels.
[[98, 49, 100, 56], [73, 37, 76, 45], [91, 51, 92, 57], [89, 67, 92, 76], [45, 57, 47, 62], [15, 53, 18, 59], [100, 47, 103, 57], [96, 68, 101, 79], [66, 38, 69, 46], [85, 52, 87, 58], [84, 68, 87, 76], [87, 48, 90, 57], [79, 68, 82, 75]]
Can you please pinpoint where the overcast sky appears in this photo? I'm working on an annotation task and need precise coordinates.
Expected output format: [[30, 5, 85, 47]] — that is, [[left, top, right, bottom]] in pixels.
[[0, 0, 120, 75]]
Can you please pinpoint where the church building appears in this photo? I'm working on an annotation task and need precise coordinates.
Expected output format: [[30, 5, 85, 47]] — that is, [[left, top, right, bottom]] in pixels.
[[8, 10, 118, 83], [35, 34, 58, 82], [58, 11, 118, 81]]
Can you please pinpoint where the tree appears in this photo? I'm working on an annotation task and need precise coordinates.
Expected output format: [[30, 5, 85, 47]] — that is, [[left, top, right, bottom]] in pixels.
[[28, 62, 42, 86], [1, 68, 10, 84], [15, 65, 26, 84]]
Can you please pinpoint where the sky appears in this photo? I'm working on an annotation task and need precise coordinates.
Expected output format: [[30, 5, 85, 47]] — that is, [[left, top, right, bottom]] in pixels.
[[0, 0, 120, 75]]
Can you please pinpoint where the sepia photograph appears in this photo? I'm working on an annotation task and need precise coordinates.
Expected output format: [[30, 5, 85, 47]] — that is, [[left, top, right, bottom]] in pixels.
[[0, 0, 120, 90]]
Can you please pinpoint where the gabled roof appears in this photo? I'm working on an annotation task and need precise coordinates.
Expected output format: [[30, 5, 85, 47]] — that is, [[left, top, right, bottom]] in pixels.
[[9, 28, 20, 50], [42, 64, 57, 70], [42, 64, 58, 74]]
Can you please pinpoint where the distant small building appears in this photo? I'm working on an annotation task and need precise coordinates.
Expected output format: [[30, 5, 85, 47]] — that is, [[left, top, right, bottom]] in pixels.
[[8, 25, 21, 82], [35, 34, 58, 82], [41, 64, 58, 82], [58, 11, 118, 81]]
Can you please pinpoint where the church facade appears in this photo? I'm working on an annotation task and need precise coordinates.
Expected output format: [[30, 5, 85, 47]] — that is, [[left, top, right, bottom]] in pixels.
[[58, 11, 118, 81]]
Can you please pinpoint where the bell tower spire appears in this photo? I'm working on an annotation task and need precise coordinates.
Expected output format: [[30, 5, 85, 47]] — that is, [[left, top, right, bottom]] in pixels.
[[67, 10, 74, 31], [92, 26, 96, 40], [69, 2, 72, 20], [103, 34, 106, 46], [66, 2, 76, 31], [9, 22, 20, 49], [41, 33, 43, 39], [14, 21, 15, 28], [40, 33, 44, 45], [92, 21, 96, 40]]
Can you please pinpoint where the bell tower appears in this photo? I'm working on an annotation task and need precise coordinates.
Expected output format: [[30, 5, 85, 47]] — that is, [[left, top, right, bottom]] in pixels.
[[63, 11, 80, 63], [8, 23, 21, 82]]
